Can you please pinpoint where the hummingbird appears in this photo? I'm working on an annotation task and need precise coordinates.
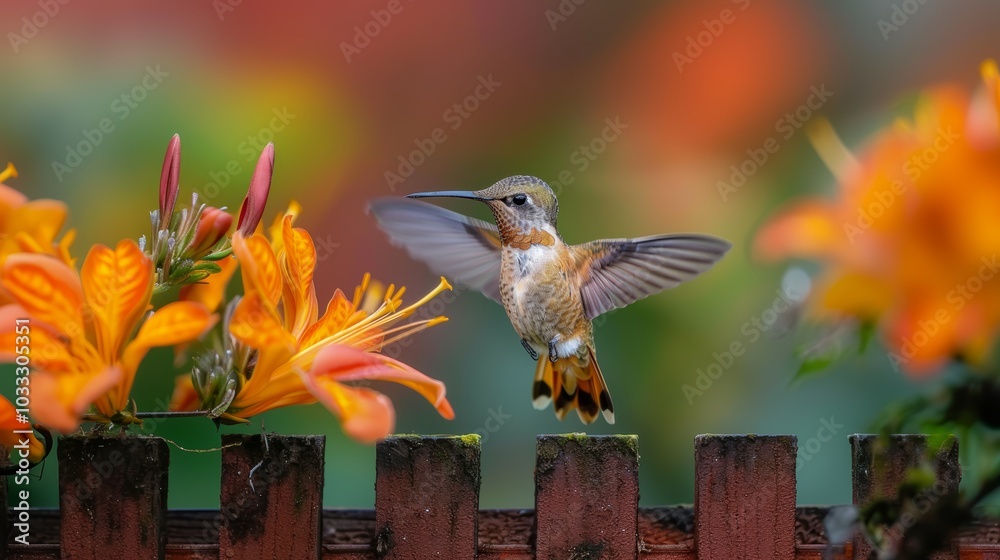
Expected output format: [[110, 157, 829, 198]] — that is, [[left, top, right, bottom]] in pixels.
[[368, 175, 730, 424]]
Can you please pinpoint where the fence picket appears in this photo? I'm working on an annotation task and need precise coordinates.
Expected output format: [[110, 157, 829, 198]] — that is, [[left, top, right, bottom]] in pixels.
[[694, 434, 797, 560], [218, 434, 325, 560], [58, 435, 169, 560], [535, 434, 640, 560], [374, 435, 481, 559], [850, 434, 961, 560]]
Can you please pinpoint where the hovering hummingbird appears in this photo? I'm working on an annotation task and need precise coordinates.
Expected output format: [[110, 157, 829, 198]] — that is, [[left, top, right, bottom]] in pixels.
[[368, 176, 730, 424]]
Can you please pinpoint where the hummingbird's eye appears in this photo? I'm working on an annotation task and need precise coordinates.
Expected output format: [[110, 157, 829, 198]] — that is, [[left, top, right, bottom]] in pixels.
[[511, 194, 528, 206]]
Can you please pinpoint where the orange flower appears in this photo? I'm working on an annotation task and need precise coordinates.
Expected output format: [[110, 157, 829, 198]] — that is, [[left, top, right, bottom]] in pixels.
[[0, 395, 46, 464], [175, 204, 454, 443], [0, 240, 215, 432], [756, 61, 1000, 375], [0, 163, 74, 272]]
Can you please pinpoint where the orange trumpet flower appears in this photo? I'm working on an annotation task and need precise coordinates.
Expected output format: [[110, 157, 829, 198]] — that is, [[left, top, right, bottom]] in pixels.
[[756, 60, 1000, 374], [0, 240, 215, 432], [173, 204, 454, 443]]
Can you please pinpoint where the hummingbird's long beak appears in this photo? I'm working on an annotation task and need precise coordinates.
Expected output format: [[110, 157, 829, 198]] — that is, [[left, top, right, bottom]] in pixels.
[[406, 190, 487, 201]]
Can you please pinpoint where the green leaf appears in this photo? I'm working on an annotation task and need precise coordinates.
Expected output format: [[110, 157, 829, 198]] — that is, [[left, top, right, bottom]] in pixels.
[[190, 261, 223, 274], [792, 354, 836, 382], [201, 247, 233, 261], [858, 321, 876, 354]]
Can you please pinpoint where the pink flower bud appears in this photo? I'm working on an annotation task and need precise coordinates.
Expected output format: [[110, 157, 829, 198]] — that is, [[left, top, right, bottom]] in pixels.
[[159, 134, 181, 229], [191, 206, 234, 256], [237, 143, 274, 236]]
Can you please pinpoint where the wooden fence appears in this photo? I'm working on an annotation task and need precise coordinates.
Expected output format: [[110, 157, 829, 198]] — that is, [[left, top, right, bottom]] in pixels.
[[3, 433, 1000, 559]]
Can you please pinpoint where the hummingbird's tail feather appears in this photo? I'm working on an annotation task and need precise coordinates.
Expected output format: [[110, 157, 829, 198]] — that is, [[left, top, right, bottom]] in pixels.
[[532, 347, 614, 424]]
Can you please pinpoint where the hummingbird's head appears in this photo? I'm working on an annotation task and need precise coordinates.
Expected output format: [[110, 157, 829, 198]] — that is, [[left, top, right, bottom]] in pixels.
[[406, 175, 559, 230]]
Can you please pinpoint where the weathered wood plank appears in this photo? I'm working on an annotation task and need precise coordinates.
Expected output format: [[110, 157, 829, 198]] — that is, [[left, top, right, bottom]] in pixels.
[[58, 435, 169, 560], [375, 435, 481, 559], [535, 434, 640, 560], [219, 434, 325, 560], [694, 434, 797, 560], [850, 434, 961, 560]]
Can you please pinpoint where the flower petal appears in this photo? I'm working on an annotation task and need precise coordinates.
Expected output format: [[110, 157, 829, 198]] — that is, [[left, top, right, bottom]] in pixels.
[[232, 232, 282, 307], [1, 253, 84, 338], [754, 201, 841, 261], [307, 380, 395, 444], [227, 286, 300, 411], [227, 344, 305, 418], [81, 239, 154, 361], [122, 301, 216, 377], [0, 174, 27, 209], [280, 215, 318, 336], [31, 367, 121, 434], [884, 299, 958, 376], [305, 344, 454, 420], [2, 199, 68, 257], [0, 395, 25, 447], [0, 304, 73, 372], [817, 271, 894, 320], [300, 289, 355, 348], [268, 200, 302, 245], [229, 290, 296, 350], [179, 255, 238, 313], [0, 396, 46, 463]]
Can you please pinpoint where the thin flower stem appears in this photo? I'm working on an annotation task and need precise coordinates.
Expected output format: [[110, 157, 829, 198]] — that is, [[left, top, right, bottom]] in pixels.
[[135, 410, 214, 419], [81, 410, 213, 422]]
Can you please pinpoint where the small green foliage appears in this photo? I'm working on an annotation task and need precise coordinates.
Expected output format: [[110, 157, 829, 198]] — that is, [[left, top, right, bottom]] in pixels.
[[792, 353, 836, 381], [858, 320, 876, 353]]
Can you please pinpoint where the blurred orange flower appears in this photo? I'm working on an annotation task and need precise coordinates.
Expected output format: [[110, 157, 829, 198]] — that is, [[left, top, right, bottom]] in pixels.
[[756, 61, 1000, 375], [173, 204, 455, 443], [0, 163, 74, 274], [0, 240, 215, 432], [0, 395, 46, 464]]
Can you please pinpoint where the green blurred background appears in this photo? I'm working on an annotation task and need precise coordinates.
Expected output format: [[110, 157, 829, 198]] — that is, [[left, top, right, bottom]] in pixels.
[[2, 1, 998, 511]]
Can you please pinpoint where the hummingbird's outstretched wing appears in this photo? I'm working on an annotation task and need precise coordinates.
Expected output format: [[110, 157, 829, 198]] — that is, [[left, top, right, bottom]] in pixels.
[[368, 198, 504, 304], [573, 234, 731, 319]]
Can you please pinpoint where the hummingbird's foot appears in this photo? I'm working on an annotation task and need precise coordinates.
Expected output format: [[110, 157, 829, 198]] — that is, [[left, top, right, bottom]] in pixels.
[[521, 339, 539, 361], [548, 341, 559, 362]]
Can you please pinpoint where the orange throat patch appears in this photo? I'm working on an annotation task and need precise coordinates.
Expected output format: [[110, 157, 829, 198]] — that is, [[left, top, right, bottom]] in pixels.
[[504, 228, 556, 250]]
